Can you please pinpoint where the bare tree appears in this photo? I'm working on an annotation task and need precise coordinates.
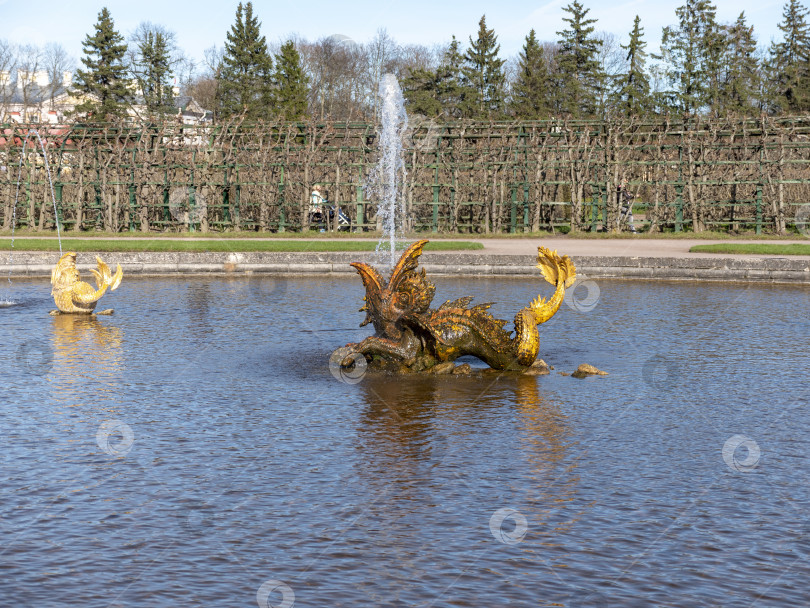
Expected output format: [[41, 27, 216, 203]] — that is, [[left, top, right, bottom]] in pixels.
[[0, 40, 17, 120], [42, 43, 75, 106], [365, 28, 400, 120], [16, 44, 43, 121], [596, 31, 627, 114], [183, 45, 222, 113], [301, 35, 367, 120]]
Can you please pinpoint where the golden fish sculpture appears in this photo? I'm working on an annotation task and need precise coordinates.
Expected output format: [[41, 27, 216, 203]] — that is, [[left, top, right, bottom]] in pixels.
[[50, 252, 123, 315]]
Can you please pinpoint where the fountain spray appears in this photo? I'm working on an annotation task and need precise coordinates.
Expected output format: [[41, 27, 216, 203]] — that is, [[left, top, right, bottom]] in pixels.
[[368, 73, 409, 268]]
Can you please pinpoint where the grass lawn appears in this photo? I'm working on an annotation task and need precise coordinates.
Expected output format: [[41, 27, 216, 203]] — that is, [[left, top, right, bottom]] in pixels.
[[0, 239, 483, 253], [690, 243, 810, 256]]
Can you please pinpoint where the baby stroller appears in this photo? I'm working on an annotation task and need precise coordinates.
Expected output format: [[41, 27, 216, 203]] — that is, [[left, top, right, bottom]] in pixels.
[[329, 205, 351, 231], [309, 186, 351, 231]]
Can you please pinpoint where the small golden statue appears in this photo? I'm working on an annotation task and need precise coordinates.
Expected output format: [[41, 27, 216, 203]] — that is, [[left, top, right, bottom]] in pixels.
[[50, 252, 123, 315]]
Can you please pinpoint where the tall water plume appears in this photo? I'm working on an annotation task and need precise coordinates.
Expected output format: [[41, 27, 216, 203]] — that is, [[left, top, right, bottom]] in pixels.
[[367, 73, 409, 268]]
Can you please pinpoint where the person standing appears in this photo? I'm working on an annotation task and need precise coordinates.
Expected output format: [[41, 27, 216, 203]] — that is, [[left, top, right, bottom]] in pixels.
[[309, 184, 326, 230]]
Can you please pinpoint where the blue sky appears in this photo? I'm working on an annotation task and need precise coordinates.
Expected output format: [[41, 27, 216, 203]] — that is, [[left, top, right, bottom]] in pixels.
[[1, 0, 788, 67]]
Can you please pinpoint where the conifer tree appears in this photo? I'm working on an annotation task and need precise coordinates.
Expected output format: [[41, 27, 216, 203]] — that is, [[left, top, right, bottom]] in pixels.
[[767, 0, 810, 113], [216, 2, 273, 119], [401, 67, 443, 117], [439, 37, 473, 118], [719, 12, 760, 115], [555, 1, 604, 117], [72, 7, 131, 121], [402, 36, 473, 119], [272, 40, 309, 120], [616, 16, 651, 116], [136, 30, 174, 115], [510, 29, 551, 119], [461, 16, 506, 118], [655, 0, 721, 114]]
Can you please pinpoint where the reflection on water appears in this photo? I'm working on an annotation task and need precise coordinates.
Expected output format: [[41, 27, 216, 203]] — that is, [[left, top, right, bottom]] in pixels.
[[0, 276, 809, 607], [49, 314, 123, 400]]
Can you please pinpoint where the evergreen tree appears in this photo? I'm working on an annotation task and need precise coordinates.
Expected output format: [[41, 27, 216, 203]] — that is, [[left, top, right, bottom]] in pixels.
[[555, 1, 604, 117], [461, 16, 506, 118], [401, 67, 444, 117], [216, 2, 273, 119], [402, 36, 473, 119], [719, 12, 760, 115], [272, 40, 309, 119], [767, 0, 810, 113], [510, 29, 551, 119], [654, 0, 721, 114], [72, 7, 131, 121], [439, 37, 473, 118], [136, 30, 174, 115], [616, 16, 651, 116]]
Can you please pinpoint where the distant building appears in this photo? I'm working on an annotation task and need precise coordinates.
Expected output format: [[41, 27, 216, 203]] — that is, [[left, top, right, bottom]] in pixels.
[[0, 71, 212, 126], [0, 70, 76, 123]]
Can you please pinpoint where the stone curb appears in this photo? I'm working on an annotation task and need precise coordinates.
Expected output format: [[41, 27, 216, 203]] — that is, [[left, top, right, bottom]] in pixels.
[[2, 251, 809, 283]]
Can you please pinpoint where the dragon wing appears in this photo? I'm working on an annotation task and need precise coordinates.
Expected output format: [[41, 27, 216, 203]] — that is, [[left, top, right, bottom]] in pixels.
[[350, 262, 385, 327], [386, 239, 429, 293]]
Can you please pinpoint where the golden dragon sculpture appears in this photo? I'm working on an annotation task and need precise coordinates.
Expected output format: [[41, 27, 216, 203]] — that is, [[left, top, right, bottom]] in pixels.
[[50, 252, 123, 315], [337, 239, 575, 372]]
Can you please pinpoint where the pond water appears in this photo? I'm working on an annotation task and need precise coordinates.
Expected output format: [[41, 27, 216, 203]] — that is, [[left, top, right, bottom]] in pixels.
[[1, 274, 809, 607]]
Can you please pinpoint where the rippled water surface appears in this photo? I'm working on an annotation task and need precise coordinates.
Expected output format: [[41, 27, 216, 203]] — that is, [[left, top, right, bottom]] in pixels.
[[1, 275, 809, 607]]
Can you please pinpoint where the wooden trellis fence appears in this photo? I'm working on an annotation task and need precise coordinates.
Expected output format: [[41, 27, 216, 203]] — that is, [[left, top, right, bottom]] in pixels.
[[2, 115, 810, 234]]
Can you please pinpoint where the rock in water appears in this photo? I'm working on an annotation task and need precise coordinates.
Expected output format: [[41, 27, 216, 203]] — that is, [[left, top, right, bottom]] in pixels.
[[523, 361, 551, 376], [452, 363, 472, 376], [432, 362, 456, 375], [571, 364, 608, 379]]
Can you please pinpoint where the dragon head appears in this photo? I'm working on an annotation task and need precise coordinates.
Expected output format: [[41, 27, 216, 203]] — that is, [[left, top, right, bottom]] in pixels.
[[351, 239, 436, 337]]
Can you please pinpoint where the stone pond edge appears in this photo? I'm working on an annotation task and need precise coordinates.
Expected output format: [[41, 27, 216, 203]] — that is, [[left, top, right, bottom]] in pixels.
[[3, 251, 810, 283]]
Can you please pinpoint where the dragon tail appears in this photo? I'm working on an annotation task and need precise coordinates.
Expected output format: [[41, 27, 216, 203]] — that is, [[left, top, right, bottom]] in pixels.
[[513, 247, 577, 366]]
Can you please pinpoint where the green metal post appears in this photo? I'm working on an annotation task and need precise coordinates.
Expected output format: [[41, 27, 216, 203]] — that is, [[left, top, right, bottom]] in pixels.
[[128, 185, 136, 231], [523, 183, 530, 232], [129, 149, 136, 231], [756, 184, 763, 235], [676, 144, 684, 232], [356, 165, 364, 232], [675, 184, 684, 232], [278, 166, 286, 232], [510, 185, 517, 233], [601, 184, 608, 231], [188, 149, 197, 232], [162, 148, 170, 222], [432, 166, 439, 232], [223, 166, 231, 224], [55, 183, 63, 229]]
